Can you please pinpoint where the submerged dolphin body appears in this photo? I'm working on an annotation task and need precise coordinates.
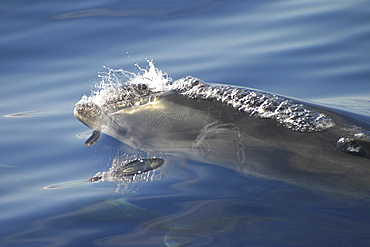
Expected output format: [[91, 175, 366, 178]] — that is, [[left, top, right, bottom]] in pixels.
[[74, 73, 370, 197]]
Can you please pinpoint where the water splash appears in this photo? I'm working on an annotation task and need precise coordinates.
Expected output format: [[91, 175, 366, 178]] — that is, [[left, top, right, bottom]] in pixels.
[[86, 60, 172, 108]]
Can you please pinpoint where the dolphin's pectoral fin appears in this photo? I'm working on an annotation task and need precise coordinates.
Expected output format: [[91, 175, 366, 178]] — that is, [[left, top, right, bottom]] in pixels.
[[85, 130, 101, 146], [114, 158, 164, 177], [337, 131, 370, 157]]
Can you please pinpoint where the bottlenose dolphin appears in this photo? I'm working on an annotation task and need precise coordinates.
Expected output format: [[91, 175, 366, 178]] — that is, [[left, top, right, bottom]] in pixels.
[[74, 68, 370, 197]]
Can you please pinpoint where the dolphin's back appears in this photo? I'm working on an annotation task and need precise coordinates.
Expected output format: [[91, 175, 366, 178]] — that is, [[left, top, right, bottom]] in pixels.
[[147, 90, 370, 196]]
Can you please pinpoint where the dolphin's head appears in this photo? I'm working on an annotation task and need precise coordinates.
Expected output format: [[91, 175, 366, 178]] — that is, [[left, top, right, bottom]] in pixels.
[[73, 84, 180, 148], [74, 84, 221, 154]]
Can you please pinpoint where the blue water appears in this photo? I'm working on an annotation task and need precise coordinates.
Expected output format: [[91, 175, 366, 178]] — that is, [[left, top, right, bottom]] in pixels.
[[1, 0, 370, 246]]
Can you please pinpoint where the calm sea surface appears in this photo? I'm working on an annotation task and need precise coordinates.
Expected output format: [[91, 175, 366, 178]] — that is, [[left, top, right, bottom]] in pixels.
[[1, 1, 370, 246]]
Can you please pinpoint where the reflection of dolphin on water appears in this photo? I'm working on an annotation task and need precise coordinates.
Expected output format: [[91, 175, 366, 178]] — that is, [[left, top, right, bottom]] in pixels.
[[74, 62, 370, 197]]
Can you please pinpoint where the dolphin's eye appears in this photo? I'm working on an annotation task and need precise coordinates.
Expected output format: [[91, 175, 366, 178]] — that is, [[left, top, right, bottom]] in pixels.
[[137, 84, 148, 90], [116, 128, 128, 137]]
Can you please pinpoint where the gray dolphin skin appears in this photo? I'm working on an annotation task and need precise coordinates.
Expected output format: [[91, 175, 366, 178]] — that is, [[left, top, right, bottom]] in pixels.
[[74, 70, 370, 197]]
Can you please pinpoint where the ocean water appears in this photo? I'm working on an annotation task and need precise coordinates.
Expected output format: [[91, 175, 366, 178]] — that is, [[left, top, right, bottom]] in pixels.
[[1, 1, 370, 246]]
